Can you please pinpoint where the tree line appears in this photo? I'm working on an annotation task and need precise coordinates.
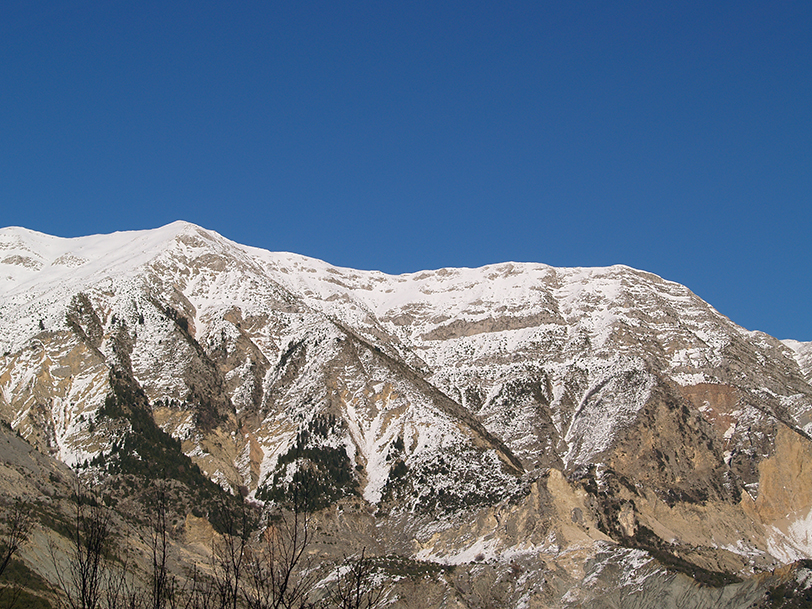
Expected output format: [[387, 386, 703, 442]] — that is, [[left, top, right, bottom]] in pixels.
[[0, 475, 383, 609]]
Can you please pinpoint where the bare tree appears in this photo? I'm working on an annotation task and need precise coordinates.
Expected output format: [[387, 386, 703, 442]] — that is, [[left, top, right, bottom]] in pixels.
[[51, 474, 116, 609], [0, 500, 32, 577], [101, 555, 144, 609], [181, 566, 215, 609], [0, 499, 34, 609], [148, 482, 177, 609], [243, 507, 315, 609], [210, 498, 254, 609], [323, 549, 384, 609]]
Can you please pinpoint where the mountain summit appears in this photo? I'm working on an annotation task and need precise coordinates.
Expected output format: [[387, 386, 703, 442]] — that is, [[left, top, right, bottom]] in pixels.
[[2, 222, 812, 607]]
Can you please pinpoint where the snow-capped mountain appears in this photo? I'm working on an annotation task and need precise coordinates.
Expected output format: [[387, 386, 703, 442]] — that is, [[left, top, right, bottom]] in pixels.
[[3, 221, 812, 607]]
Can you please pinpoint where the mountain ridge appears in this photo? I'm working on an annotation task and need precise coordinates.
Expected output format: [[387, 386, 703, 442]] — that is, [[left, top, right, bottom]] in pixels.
[[2, 221, 812, 607]]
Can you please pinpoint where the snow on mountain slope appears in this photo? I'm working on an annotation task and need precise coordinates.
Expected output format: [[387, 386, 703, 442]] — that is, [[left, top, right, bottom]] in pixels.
[[3, 222, 810, 462], [784, 339, 812, 380], [0, 222, 522, 505], [248, 246, 812, 467], [0, 223, 197, 351], [3, 221, 812, 585], [256, 253, 737, 379]]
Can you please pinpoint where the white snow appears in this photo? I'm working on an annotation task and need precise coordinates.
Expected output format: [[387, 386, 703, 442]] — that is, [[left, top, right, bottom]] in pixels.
[[3, 220, 812, 578]]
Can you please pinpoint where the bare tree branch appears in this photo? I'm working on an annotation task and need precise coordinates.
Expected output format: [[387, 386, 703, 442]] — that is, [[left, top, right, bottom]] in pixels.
[[0, 497, 33, 609], [0, 499, 32, 578], [210, 498, 254, 609], [243, 506, 315, 609], [51, 472, 115, 609], [324, 549, 384, 609]]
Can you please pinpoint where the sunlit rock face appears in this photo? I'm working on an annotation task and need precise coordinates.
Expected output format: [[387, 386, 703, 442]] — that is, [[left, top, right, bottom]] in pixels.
[[2, 221, 812, 607]]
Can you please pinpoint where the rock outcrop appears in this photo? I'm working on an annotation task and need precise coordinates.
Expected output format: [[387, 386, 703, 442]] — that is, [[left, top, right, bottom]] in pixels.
[[2, 221, 812, 606]]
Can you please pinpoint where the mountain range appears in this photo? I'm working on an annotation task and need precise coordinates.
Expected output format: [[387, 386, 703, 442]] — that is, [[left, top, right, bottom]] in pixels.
[[2, 221, 812, 608]]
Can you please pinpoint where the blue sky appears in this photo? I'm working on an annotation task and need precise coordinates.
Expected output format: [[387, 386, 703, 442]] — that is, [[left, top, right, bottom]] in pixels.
[[1, 1, 810, 340]]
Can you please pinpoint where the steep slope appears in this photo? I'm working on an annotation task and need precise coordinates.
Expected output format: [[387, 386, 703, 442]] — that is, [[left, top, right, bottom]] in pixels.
[[0, 223, 522, 507], [256, 251, 812, 568], [784, 340, 812, 382], [2, 221, 812, 607]]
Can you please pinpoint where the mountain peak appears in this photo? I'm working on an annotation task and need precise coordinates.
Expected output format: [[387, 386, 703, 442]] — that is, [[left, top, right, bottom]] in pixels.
[[3, 223, 812, 606]]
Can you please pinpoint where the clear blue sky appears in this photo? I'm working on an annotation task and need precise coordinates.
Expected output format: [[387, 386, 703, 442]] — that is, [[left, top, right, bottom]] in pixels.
[[1, 1, 810, 340]]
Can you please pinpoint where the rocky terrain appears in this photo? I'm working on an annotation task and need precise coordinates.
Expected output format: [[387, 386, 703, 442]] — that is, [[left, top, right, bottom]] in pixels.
[[1, 221, 812, 607]]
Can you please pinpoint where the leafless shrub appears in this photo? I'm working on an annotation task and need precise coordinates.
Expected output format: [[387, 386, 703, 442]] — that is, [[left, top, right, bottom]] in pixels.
[[51, 472, 129, 609], [0, 499, 34, 609], [0, 499, 32, 578], [323, 549, 384, 609], [243, 505, 316, 609]]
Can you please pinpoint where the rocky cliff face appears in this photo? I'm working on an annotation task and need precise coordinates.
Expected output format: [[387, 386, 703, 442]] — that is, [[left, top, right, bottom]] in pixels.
[[2, 221, 812, 606]]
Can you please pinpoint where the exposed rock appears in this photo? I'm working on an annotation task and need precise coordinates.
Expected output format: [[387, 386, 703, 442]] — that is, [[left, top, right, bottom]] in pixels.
[[2, 221, 812, 607]]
